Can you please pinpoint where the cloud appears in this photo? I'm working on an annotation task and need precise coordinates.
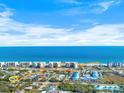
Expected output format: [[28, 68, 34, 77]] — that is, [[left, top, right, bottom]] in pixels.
[[0, 4, 14, 17], [97, 0, 121, 12], [68, 24, 124, 45], [59, 0, 122, 16], [0, 4, 124, 46], [58, 0, 81, 5], [60, 7, 84, 16]]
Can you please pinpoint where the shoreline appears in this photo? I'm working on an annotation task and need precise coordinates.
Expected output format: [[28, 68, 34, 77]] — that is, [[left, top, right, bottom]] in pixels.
[[0, 61, 123, 66]]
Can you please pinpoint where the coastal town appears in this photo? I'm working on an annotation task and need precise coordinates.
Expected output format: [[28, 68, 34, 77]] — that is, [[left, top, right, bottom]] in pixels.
[[1, 0, 124, 92], [0, 61, 124, 93]]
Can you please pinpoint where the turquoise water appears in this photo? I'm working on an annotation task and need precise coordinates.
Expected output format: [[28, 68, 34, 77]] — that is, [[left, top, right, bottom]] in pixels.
[[0, 46, 124, 63]]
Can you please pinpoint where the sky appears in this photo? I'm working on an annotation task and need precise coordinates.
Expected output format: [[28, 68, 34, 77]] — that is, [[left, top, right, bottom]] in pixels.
[[0, 0, 124, 46]]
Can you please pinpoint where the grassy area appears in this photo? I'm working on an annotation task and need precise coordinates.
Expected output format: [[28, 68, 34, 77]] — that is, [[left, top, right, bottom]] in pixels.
[[58, 83, 95, 93], [102, 73, 124, 84], [25, 89, 39, 93]]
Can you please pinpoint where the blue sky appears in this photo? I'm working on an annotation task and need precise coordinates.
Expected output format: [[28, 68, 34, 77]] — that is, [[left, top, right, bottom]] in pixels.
[[0, 0, 124, 46]]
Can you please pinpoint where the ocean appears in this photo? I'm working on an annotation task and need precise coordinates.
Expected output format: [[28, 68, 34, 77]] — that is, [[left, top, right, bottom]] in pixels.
[[0, 46, 124, 63]]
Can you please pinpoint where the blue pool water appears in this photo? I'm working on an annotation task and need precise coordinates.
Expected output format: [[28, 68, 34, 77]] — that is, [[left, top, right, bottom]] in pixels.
[[0, 46, 124, 63]]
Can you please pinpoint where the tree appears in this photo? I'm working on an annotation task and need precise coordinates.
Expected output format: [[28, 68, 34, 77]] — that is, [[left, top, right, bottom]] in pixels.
[[58, 83, 95, 93], [0, 81, 11, 93], [0, 71, 4, 76]]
